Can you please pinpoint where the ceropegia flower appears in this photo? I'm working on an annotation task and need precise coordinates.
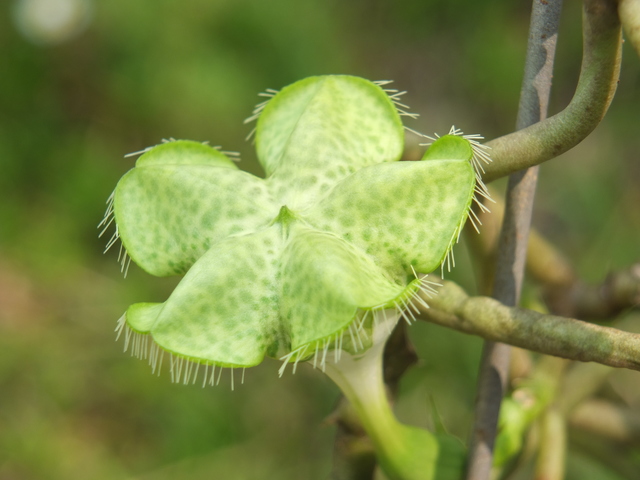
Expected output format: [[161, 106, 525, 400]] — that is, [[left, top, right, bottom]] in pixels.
[[101, 75, 490, 385], [102, 75, 491, 480]]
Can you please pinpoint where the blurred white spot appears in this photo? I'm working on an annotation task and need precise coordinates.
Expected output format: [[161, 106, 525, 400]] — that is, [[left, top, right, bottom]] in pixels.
[[12, 0, 93, 46]]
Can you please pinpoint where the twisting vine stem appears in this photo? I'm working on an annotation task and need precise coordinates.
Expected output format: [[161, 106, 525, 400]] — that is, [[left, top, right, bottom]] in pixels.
[[482, 0, 622, 183], [465, 1, 563, 479]]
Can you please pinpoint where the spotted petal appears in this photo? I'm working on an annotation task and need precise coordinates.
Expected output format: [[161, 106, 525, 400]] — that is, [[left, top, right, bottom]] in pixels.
[[124, 227, 284, 367], [281, 224, 408, 352], [110, 81, 485, 375], [114, 141, 279, 276], [124, 218, 415, 366], [256, 76, 404, 209], [305, 135, 476, 276]]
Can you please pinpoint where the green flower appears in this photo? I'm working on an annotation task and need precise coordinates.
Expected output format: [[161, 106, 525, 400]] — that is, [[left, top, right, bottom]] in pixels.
[[103, 75, 487, 380], [102, 74, 491, 480]]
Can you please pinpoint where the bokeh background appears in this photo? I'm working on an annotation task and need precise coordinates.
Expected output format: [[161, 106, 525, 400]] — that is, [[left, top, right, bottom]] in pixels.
[[1, 0, 639, 479]]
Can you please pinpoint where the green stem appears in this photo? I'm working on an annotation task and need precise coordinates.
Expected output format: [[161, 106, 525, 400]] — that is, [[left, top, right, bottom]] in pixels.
[[482, 0, 622, 183], [417, 280, 640, 371], [323, 311, 439, 480], [324, 343, 417, 467]]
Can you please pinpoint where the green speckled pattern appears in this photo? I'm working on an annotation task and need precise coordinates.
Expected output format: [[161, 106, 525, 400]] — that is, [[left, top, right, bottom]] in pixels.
[[111, 76, 480, 368], [114, 143, 278, 276], [421, 134, 473, 163], [281, 225, 405, 350], [149, 227, 282, 366], [305, 160, 475, 276], [256, 76, 404, 209], [136, 140, 238, 168]]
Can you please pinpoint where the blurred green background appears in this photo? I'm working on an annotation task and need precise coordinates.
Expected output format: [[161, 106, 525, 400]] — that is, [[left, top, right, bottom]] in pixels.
[[1, 0, 639, 479]]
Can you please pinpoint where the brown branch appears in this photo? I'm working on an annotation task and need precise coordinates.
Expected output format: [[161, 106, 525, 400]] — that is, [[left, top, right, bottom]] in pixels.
[[382, 322, 419, 395], [465, 189, 577, 295], [545, 263, 640, 319]]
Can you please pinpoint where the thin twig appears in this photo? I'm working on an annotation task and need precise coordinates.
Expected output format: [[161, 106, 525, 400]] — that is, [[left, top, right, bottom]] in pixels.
[[465, 1, 563, 479], [469, 191, 640, 318], [467, 188, 577, 292]]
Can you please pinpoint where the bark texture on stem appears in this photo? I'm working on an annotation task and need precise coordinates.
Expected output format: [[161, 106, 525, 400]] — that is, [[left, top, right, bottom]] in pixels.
[[465, 2, 563, 479], [417, 280, 640, 371]]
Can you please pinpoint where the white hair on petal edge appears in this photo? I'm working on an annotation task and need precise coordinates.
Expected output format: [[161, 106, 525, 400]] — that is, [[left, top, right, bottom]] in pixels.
[[103, 139, 239, 276], [276, 273, 441, 377], [417, 126, 495, 276], [115, 321, 246, 390], [244, 88, 280, 142], [99, 191, 132, 278]]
